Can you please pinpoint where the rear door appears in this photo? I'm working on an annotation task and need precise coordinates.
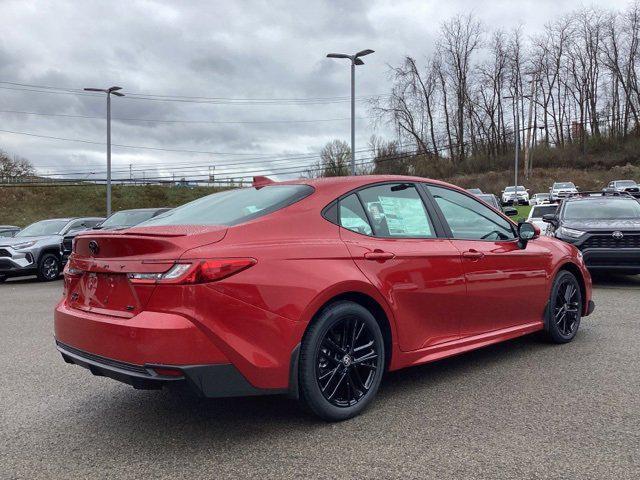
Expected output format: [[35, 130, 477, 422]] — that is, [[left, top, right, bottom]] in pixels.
[[338, 182, 467, 351], [425, 185, 549, 335]]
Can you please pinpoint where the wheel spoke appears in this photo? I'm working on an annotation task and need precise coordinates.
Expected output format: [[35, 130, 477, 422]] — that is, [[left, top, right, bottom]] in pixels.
[[314, 316, 380, 408]]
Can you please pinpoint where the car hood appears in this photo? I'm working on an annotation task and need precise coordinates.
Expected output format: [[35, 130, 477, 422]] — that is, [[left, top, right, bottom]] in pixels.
[[563, 219, 640, 231], [0, 234, 59, 246]]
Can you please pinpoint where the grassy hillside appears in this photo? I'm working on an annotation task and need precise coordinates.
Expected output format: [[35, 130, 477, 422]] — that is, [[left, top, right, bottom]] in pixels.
[[2, 162, 639, 227], [0, 184, 220, 227]]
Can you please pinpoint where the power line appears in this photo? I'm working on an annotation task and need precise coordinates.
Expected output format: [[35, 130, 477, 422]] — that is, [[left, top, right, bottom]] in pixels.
[[0, 108, 371, 125], [0, 81, 388, 105]]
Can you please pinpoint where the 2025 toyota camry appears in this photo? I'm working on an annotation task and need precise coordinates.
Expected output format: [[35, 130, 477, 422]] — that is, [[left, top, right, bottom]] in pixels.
[[54, 176, 594, 421]]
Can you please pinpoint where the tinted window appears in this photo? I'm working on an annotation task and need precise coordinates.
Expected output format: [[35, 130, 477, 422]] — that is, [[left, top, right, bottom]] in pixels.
[[530, 205, 558, 218], [100, 210, 161, 228], [477, 194, 500, 209], [563, 199, 640, 220], [339, 194, 372, 235], [140, 185, 313, 227], [429, 186, 515, 240], [16, 220, 69, 237], [357, 184, 435, 238]]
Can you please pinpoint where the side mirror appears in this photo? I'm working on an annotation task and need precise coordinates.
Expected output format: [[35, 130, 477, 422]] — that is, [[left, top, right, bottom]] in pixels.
[[518, 222, 538, 249], [542, 213, 558, 226], [503, 207, 518, 217]]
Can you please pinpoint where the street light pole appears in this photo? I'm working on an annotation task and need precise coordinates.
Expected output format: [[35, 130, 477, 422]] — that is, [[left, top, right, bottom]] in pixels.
[[327, 49, 374, 175], [84, 86, 125, 216]]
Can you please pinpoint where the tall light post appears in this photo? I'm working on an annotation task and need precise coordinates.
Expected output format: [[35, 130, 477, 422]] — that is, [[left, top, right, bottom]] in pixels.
[[326, 49, 374, 175], [84, 86, 124, 216]]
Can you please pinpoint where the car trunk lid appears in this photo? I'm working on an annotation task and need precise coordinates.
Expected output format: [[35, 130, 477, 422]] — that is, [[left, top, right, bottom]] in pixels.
[[67, 225, 227, 317]]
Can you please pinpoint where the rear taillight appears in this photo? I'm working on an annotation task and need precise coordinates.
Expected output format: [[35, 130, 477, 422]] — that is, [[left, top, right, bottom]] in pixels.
[[128, 258, 256, 285]]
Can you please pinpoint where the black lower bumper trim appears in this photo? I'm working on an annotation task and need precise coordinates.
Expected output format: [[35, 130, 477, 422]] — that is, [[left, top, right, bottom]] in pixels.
[[55, 341, 285, 398]]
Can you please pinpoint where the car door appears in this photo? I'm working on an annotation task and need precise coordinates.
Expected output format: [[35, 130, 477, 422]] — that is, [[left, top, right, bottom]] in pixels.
[[337, 182, 467, 352], [425, 185, 550, 336]]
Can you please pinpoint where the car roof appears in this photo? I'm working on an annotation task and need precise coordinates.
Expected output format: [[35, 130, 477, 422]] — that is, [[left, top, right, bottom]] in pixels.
[[563, 194, 636, 203], [113, 208, 168, 213], [0, 225, 19, 228]]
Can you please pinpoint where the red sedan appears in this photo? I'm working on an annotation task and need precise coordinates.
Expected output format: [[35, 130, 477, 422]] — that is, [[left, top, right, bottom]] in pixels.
[[54, 175, 594, 421]]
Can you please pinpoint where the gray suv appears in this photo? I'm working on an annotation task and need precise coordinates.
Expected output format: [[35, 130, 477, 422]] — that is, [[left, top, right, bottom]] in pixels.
[[0, 217, 103, 282]]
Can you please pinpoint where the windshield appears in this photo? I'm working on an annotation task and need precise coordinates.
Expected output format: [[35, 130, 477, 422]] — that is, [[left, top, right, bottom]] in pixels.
[[99, 210, 162, 229], [477, 194, 499, 208], [536, 194, 550, 198], [16, 220, 68, 237], [504, 186, 525, 192], [530, 205, 558, 218], [617, 180, 637, 186], [554, 182, 575, 189], [140, 185, 313, 227], [564, 199, 640, 220]]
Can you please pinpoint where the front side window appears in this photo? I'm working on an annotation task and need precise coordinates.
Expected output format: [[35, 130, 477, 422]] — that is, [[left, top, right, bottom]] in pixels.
[[357, 184, 435, 238], [429, 186, 515, 241], [141, 185, 313, 227]]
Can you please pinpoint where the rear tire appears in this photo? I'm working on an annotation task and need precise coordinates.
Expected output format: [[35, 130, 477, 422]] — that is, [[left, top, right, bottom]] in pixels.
[[544, 270, 582, 344], [37, 253, 61, 282], [0, 275, 6, 283], [298, 301, 385, 422]]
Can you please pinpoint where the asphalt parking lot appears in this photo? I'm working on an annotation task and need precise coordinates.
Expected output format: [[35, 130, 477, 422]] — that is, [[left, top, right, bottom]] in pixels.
[[1, 275, 639, 479]]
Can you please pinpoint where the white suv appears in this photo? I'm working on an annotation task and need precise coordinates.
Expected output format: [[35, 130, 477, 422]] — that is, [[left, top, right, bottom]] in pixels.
[[501, 186, 529, 205], [549, 182, 578, 201]]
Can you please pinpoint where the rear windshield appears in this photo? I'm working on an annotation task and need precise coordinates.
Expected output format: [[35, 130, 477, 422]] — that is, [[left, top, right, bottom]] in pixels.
[[140, 185, 313, 227], [530, 205, 558, 218], [554, 182, 575, 189], [563, 199, 640, 220]]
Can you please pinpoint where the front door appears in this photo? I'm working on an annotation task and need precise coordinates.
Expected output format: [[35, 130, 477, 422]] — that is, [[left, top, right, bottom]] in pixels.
[[337, 183, 467, 352], [426, 185, 549, 336]]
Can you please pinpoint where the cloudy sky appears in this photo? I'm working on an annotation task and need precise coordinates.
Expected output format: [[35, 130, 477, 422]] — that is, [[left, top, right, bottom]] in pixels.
[[0, 0, 629, 183]]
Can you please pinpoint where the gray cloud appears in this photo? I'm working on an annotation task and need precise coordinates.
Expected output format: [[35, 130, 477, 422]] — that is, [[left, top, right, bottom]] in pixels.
[[0, 0, 630, 182]]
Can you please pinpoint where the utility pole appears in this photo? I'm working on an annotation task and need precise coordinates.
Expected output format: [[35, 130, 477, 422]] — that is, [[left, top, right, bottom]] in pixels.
[[83, 86, 125, 215], [524, 77, 538, 179], [326, 49, 375, 175], [505, 84, 521, 205]]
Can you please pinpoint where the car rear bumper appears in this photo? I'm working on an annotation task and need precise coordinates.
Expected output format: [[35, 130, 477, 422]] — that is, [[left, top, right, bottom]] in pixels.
[[582, 249, 640, 272], [56, 341, 283, 397]]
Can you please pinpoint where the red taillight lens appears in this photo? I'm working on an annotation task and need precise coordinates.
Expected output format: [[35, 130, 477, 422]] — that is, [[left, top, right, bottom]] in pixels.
[[128, 258, 256, 285]]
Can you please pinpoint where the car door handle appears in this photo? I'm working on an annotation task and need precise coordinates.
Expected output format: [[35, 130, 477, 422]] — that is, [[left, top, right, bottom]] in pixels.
[[364, 250, 395, 261], [462, 250, 484, 260]]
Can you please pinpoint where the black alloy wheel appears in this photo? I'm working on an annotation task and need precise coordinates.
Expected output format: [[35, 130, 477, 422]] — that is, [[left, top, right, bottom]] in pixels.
[[299, 301, 385, 421], [37, 253, 61, 282], [545, 270, 582, 343]]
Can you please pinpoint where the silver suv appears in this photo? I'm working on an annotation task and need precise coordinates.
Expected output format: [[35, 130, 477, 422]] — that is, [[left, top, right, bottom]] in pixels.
[[0, 217, 103, 282]]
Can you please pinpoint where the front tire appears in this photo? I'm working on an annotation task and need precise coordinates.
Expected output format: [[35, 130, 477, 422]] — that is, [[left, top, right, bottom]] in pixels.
[[37, 253, 61, 282], [298, 301, 385, 421], [544, 270, 582, 343]]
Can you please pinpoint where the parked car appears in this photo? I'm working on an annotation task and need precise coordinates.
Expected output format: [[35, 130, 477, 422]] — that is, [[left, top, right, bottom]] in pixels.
[[604, 180, 640, 197], [475, 193, 518, 217], [549, 182, 579, 202], [0, 225, 20, 237], [55, 175, 594, 421], [529, 193, 551, 206], [501, 185, 529, 205], [543, 192, 640, 274], [527, 204, 558, 236], [61, 208, 170, 264], [0, 217, 103, 283], [466, 188, 483, 194]]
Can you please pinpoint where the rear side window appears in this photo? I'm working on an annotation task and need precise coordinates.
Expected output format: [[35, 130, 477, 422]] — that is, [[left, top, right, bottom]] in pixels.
[[339, 194, 373, 235], [141, 185, 313, 227], [357, 184, 435, 238]]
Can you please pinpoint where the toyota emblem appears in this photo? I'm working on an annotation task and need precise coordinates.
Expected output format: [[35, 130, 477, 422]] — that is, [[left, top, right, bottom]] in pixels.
[[612, 231, 624, 240], [88, 240, 100, 256]]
